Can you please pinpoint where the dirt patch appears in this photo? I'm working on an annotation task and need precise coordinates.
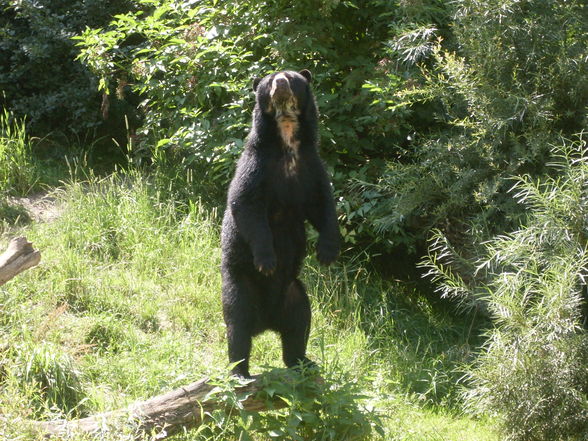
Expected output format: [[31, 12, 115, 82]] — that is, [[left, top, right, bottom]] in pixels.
[[8, 192, 62, 223]]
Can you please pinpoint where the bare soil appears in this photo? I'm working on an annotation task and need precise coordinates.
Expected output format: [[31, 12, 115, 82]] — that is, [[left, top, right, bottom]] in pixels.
[[8, 192, 62, 223]]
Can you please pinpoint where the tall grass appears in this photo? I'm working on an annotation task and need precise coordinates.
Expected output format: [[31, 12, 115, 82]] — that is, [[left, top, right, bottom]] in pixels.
[[12, 342, 86, 417], [0, 109, 38, 196]]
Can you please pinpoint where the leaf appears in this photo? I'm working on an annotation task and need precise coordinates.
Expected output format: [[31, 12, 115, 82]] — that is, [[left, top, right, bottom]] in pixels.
[[156, 138, 171, 148]]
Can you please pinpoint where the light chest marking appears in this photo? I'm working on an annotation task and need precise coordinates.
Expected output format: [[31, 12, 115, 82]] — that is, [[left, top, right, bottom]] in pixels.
[[269, 73, 301, 176], [277, 116, 300, 176]]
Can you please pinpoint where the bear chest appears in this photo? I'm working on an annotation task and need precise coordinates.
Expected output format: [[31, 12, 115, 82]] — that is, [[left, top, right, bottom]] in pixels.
[[266, 157, 309, 208]]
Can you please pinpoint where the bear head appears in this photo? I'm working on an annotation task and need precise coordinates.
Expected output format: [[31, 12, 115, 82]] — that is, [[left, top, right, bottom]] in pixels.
[[252, 69, 313, 119]]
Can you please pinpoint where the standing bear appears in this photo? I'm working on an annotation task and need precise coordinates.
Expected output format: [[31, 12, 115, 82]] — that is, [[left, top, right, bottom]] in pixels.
[[221, 69, 340, 378]]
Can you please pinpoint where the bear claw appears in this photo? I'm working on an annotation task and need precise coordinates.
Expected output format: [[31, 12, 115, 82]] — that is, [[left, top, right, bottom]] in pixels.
[[254, 252, 277, 275]]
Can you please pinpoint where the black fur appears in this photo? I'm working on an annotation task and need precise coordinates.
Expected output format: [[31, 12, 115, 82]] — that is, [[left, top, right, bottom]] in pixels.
[[220, 70, 340, 378]]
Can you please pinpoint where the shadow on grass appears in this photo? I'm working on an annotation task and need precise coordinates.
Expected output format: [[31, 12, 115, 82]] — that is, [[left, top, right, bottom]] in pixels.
[[304, 256, 489, 409]]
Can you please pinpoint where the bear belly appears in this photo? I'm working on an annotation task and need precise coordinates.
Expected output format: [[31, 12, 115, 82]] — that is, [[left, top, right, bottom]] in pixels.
[[269, 212, 306, 280]]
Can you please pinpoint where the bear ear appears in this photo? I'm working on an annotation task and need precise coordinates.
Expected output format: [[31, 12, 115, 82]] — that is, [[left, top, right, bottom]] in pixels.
[[253, 77, 262, 91], [299, 69, 312, 83]]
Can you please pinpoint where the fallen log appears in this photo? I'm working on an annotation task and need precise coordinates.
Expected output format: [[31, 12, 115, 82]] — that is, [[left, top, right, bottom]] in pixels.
[[0, 236, 41, 286], [32, 373, 312, 439]]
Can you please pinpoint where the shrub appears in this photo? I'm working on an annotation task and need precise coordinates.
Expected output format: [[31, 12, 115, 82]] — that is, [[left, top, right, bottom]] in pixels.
[[423, 137, 588, 440], [193, 368, 383, 441], [358, 0, 588, 252], [0, 0, 135, 138]]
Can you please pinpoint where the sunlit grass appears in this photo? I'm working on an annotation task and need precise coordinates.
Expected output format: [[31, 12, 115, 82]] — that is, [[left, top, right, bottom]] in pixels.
[[0, 170, 497, 440], [0, 109, 38, 196]]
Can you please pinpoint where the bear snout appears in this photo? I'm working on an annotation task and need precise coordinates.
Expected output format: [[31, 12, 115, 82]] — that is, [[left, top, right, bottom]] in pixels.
[[270, 74, 292, 104]]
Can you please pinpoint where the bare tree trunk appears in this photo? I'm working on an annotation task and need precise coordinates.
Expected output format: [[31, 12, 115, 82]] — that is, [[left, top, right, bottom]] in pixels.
[[0, 236, 40, 286], [33, 375, 297, 439]]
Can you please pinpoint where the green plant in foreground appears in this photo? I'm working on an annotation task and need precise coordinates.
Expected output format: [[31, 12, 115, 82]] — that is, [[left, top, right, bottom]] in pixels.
[[423, 137, 588, 441], [181, 367, 383, 441], [11, 342, 87, 418]]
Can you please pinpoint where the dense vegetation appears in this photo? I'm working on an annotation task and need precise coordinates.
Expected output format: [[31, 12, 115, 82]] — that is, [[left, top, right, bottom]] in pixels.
[[1, 0, 587, 440]]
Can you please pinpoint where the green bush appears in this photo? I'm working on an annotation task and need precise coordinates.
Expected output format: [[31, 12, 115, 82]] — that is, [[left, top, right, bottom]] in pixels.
[[186, 368, 382, 441], [0, 0, 135, 137], [423, 137, 588, 440], [358, 0, 588, 251]]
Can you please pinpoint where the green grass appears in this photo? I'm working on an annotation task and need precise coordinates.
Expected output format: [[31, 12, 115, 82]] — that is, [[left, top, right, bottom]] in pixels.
[[0, 108, 104, 231], [0, 109, 38, 196], [0, 170, 498, 440]]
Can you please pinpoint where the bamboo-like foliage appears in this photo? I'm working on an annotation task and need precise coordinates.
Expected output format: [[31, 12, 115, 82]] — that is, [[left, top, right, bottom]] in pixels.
[[423, 137, 588, 440], [358, 0, 588, 250]]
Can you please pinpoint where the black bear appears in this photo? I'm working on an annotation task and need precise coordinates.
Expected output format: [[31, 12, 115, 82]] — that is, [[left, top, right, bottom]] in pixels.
[[220, 69, 340, 378]]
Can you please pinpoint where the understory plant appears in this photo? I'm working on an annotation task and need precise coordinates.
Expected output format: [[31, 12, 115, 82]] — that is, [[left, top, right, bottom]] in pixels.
[[0, 109, 37, 195], [423, 136, 588, 441]]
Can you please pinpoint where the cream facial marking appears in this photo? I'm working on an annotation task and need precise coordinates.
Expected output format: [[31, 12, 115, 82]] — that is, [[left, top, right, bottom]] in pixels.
[[268, 73, 302, 175], [270, 73, 290, 100], [278, 113, 300, 176], [269, 75, 300, 145]]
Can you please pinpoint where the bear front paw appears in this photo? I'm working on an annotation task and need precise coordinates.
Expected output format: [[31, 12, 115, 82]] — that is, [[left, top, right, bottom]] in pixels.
[[254, 251, 277, 276], [317, 238, 339, 266]]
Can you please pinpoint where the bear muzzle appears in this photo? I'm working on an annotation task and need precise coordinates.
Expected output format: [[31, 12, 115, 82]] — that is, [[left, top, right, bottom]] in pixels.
[[270, 74, 293, 106]]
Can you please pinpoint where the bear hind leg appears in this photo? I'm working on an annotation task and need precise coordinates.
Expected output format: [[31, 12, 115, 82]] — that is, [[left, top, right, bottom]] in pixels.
[[278, 279, 315, 369], [222, 273, 258, 378]]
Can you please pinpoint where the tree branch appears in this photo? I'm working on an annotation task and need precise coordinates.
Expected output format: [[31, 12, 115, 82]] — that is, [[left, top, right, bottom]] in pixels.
[[0, 236, 40, 286]]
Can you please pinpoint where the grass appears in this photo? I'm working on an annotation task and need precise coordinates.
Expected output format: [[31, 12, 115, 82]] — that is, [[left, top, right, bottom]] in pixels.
[[0, 108, 104, 231], [0, 169, 498, 440], [0, 109, 38, 196]]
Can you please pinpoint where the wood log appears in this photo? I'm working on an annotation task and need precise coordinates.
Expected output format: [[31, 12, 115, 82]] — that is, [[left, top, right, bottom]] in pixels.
[[0, 236, 41, 286], [32, 374, 303, 439]]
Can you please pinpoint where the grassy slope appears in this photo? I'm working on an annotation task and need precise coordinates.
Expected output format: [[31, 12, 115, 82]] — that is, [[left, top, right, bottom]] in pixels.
[[0, 171, 498, 440]]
